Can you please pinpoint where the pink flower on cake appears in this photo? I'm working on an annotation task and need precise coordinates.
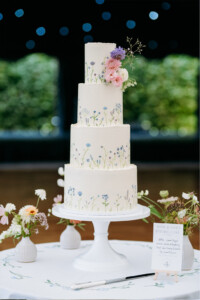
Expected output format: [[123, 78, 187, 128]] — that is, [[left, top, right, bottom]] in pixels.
[[112, 75, 123, 87], [105, 70, 118, 83], [105, 58, 121, 71]]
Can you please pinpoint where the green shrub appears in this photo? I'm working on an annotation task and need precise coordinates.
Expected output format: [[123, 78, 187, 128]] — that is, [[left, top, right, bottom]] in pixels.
[[0, 53, 198, 135], [0, 53, 58, 133], [124, 55, 198, 135]]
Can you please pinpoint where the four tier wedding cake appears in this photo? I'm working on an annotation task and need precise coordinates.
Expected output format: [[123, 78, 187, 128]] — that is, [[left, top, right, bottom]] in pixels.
[[64, 42, 138, 214]]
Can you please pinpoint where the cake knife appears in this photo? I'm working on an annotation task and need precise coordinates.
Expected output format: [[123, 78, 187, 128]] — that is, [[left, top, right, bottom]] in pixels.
[[71, 272, 155, 290]]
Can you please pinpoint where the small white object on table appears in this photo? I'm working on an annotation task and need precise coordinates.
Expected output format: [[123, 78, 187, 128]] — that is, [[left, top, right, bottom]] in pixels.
[[0, 241, 199, 300]]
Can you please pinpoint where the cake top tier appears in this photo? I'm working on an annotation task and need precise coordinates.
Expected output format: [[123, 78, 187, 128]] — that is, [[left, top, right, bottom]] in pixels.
[[85, 42, 116, 84]]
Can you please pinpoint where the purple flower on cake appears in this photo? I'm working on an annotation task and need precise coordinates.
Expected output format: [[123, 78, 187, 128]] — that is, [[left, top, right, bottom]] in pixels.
[[86, 143, 91, 147], [111, 47, 126, 60]]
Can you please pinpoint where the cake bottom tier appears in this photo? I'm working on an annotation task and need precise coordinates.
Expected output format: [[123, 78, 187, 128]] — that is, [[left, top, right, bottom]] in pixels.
[[64, 164, 137, 213]]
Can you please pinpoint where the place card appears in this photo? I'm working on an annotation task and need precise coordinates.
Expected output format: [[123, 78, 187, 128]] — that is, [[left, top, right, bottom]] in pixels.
[[151, 223, 183, 272]]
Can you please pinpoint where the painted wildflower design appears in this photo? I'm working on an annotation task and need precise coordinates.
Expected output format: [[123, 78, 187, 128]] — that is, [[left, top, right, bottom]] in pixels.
[[71, 142, 130, 169], [78, 103, 122, 126], [65, 186, 137, 212]]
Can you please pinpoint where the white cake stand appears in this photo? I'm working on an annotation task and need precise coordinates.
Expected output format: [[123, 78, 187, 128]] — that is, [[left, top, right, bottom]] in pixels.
[[52, 204, 150, 272]]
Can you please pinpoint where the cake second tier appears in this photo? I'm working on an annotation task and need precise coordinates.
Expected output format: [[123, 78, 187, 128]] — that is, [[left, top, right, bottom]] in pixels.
[[70, 124, 130, 169], [78, 83, 123, 127]]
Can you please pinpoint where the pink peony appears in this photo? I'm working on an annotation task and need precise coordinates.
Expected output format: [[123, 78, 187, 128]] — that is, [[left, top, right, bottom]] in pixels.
[[105, 70, 118, 83], [112, 75, 123, 87], [105, 58, 121, 71]]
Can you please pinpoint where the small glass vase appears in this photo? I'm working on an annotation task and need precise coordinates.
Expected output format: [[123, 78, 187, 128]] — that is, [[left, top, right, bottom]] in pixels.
[[15, 236, 37, 263], [182, 235, 194, 270], [60, 225, 81, 249]]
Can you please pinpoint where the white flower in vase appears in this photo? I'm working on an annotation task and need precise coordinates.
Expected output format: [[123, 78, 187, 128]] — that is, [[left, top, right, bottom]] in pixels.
[[35, 189, 46, 200], [178, 209, 187, 219], [5, 203, 16, 213]]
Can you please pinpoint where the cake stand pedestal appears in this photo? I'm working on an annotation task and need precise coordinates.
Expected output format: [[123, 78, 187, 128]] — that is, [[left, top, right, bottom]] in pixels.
[[52, 204, 150, 272]]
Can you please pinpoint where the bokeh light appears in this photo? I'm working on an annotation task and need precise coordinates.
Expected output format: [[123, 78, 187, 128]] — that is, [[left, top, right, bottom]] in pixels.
[[148, 40, 158, 50], [149, 11, 159, 20], [84, 35, 93, 43], [59, 26, 69, 36], [162, 2, 171, 10], [126, 20, 136, 29], [102, 11, 111, 20], [36, 27, 46, 36], [82, 23, 92, 32], [26, 40, 35, 49], [0, 13, 3, 21], [15, 9, 24, 18], [95, 0, 104, 4]]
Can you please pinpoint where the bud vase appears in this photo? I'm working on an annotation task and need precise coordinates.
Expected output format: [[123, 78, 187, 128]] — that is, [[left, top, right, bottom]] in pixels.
[[182, 235, 194, 270], [60, 225, 81, 249], [15, 236, 37, 263]]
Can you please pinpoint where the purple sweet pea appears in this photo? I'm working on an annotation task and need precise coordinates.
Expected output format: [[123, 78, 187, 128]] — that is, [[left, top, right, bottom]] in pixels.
[[110, 47, 126, 60]]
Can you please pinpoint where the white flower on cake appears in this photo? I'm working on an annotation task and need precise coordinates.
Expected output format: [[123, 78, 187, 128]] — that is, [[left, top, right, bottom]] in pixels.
[[118, 68, 129, 82], [5, 203, 16, 213], [35, 189, 46, 200]]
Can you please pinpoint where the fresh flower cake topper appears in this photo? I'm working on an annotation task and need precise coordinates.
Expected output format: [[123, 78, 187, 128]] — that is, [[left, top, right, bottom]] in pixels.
[[0, 189, 48, 243], [105, 37, 145, 91]]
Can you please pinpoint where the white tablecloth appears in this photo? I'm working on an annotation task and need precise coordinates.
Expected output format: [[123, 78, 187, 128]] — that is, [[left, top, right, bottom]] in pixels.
[[0, 240, 199, 299]]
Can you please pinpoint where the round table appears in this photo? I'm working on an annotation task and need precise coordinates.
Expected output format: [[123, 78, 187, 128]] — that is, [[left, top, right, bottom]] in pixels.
[[0, 240, 199, 300]]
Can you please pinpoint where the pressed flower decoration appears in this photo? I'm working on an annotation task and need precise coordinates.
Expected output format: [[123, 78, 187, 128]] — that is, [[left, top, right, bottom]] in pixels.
[[0, 189, 49, 243], [104, 37, 145, 91], [48, 194, 85, 231], [138, 190, 200, 236]]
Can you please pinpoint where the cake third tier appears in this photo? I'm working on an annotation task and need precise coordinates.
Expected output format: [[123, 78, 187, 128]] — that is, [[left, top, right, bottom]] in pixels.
[[70, 124, 130, 169]]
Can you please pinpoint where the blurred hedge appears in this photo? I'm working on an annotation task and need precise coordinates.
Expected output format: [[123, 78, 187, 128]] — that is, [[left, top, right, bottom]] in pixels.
[[0, 53, 198, 135], [124, 54, 198, 135], [0, 53, 58, 133]]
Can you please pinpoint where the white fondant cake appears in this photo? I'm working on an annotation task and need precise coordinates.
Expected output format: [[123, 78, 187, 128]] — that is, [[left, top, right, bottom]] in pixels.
[[64, 42, 138, 214]]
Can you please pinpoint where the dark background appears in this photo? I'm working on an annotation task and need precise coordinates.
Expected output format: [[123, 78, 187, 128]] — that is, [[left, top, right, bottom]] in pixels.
[[0, 0, 199, 162]]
